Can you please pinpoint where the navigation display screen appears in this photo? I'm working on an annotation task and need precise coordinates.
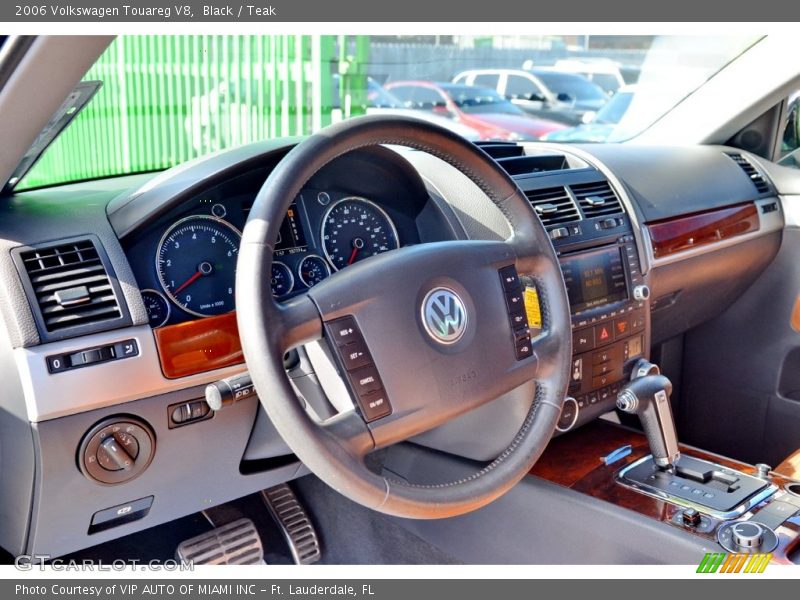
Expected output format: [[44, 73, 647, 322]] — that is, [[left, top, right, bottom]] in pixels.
[[561, 247, 628, 313], [274, 201, 308, 254]]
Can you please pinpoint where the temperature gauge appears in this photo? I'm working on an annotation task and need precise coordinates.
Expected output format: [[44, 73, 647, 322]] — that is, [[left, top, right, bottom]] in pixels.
[[141, 289, 170, 328], [298, 255, 330, 288], [271, 261, 294, 298]]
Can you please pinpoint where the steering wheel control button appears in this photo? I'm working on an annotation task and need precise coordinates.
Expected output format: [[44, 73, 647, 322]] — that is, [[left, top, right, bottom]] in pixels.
[[358, 389, 392, 422], [421, 287, 468, 345], [78, 417, 155, 485], [340, 339, 372, 371], [498, 266, 533, 360], [324, 316, 393, 422], [499, 265, 521, 292], [328, 316, 360, 347]]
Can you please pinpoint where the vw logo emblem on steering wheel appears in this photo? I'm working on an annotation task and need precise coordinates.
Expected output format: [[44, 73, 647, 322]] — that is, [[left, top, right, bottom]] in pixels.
[[421, 287, 468, 345]]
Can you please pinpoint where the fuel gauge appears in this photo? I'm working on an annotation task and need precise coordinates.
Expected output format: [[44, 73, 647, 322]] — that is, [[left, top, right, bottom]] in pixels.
[[298, 255, 330, 288]]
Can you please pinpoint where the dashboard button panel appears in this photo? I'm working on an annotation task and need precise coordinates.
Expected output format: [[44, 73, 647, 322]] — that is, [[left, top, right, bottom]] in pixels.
[[46, 339, 139, 374]]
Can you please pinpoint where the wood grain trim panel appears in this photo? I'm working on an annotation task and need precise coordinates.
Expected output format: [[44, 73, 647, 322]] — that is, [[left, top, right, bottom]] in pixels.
[[154, 311, 243, 379], [530, 421, 800, 564], [647, 203, 759, 259]]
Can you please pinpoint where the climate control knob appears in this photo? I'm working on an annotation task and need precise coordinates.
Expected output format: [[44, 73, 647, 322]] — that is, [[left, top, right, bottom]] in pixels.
[[78, 416, 155, 485], [633, 285, 651, 301]]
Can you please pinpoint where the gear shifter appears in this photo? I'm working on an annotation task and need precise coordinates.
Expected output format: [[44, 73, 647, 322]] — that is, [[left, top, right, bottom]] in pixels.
[[616, 359, 680, 469]]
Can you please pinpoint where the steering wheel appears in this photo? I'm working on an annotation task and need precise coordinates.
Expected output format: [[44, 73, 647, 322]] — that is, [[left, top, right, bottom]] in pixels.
[[237, 115, 571, 519]]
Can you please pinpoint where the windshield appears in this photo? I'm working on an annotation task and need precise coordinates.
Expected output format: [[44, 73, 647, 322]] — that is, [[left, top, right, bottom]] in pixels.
[[595, 91, 634, 124], [15, 34, 761, 190], [533, 71, 607, 102]]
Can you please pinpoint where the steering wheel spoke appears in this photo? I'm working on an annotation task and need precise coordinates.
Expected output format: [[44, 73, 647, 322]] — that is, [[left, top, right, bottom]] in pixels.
[[274, 292, 324, 352]]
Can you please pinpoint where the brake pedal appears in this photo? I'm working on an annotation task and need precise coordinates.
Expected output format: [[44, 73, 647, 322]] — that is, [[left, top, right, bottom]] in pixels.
[[261, 484, 321, 564], [176, 518, 265, 565]]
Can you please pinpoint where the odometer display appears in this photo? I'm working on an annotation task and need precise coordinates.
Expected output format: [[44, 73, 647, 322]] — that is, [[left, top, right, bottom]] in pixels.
[[321, 197, 399, 271], [156, 216, 241, 317]]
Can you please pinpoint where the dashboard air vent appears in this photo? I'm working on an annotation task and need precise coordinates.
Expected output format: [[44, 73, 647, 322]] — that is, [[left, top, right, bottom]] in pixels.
[[726, 153, 771, 195], [525, 186, 580, 227], [18, 239, 123, 334], [474, 141, 525, 160], [571, 181, 623, 218]]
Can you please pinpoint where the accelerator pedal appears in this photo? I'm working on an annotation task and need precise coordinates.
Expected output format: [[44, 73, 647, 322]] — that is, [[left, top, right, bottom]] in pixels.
[[175, 518, 265, 565], [261, 484, 321, 564]]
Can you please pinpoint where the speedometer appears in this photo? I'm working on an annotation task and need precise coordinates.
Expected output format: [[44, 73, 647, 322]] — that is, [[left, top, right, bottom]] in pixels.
[[156, 216, 241, 317], [321, 197, 399, 271]]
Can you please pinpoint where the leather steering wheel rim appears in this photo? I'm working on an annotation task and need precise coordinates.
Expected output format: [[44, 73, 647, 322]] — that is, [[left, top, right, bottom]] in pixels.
[[236, 115, 572, 519]]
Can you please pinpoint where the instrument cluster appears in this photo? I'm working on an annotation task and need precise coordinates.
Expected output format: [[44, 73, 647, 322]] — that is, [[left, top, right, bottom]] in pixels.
[[124, 163, 423, 329]]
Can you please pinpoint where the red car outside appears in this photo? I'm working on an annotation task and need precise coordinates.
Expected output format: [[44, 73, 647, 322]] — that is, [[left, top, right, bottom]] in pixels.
[[384, 80, 566, 141]]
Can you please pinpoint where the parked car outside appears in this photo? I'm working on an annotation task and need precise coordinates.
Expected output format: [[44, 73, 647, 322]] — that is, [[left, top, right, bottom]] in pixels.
[[549, 58, 627, 95], [541, 85, 636, 142], [453, 68, 608, 125], [185, 76, 482, 152], [384, 80, 565, 141]]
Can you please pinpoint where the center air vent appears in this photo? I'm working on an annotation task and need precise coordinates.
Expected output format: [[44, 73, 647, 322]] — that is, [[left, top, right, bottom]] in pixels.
[[571, 181, 623, 218], [525, 186, 580, 226], [726, 153, 771, 195], [15, 237, 129, 341]]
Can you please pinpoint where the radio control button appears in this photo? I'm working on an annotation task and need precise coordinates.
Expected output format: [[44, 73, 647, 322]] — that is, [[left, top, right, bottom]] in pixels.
[[499, 266, 521, 292], [573, 329, 594, 352], [505, 289, 525, 312], [509, 310, 528, 329]]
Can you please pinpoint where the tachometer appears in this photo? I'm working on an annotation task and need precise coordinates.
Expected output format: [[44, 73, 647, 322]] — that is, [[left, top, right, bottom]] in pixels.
[[321, 197, 399, 271], [156, 216, 241, 317]]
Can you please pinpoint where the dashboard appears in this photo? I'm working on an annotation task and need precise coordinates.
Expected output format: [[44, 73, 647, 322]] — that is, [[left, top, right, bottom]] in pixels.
[[0, 134, 788, 559]]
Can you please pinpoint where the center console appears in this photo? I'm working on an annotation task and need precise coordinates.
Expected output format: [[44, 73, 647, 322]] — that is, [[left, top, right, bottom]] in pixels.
[[548, 202, 650, 432]]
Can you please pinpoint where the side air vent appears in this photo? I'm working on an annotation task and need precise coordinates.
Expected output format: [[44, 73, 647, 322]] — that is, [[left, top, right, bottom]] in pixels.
[[726, 153, 771, 195], [15, 237, 129, 340], [571, 181, 623, 218], [525, 186, 580, 227]]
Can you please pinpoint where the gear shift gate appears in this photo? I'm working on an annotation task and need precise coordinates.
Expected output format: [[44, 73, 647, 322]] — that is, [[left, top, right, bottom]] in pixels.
[[613, 359, 776, 517]]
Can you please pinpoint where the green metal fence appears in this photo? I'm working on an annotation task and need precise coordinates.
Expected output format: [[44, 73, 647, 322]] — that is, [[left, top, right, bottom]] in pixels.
[[20, 35, 370, 190]]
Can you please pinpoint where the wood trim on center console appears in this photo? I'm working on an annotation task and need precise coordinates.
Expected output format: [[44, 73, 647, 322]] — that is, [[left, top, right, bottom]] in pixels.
[[530, 421, 800, 564], [647, 202, 759, 259]]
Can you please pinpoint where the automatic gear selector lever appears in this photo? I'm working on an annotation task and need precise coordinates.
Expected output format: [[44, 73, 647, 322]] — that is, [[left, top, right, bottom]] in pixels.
[[616, 359, 680, 469]]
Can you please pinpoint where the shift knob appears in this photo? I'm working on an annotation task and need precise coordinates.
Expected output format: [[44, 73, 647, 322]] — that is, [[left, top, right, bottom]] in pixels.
[[616, 361, 680, 469]]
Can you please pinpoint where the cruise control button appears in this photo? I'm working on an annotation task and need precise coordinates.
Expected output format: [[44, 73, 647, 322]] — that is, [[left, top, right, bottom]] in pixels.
[[358, 388, 392, 422], [339, 339, 372, 371], [348, 364, 383, 396], [328, 316, 361, 347]]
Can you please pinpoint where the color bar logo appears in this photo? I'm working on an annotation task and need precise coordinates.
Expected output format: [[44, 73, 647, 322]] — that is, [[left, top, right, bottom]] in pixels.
[[697, 552, 772, 573]]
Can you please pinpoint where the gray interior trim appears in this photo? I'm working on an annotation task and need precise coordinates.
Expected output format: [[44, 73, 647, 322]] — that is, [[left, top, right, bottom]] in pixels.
[[14, 325, 247, 422]]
